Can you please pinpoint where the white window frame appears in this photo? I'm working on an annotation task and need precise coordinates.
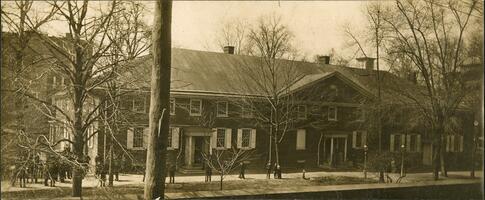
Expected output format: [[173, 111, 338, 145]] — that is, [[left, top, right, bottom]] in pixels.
[[352, 131, 366, 149], [241, 128, 252, 148], [216, 128, 226, 148], [217, 101, 228, 117], [296, 129, 306, 150], [132, 127, 144, 148], [170, 98, 175, 115], [190, 99, 202, 116], [297, 105, 307, 120], [328, 106, 338, 121]]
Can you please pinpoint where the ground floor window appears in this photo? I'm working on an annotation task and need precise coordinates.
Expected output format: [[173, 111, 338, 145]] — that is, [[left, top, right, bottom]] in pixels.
[[133, 127, 144, 148], [216, 128, 226, 148], [446, 135, 463, 152]]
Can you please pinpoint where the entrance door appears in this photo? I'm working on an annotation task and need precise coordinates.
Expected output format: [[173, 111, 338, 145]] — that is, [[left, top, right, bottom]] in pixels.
[[323, 136, 348, 167], [333, 138, 346, 166], [193, 137, 204, 166]]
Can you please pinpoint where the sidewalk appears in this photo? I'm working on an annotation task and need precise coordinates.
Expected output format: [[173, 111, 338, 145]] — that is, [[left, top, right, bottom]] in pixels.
[[2, 170, 482, 194]]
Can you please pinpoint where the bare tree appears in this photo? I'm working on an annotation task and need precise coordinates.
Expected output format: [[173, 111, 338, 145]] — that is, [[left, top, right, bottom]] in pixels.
[[228, 14, 304, 169], [144, 0, 172, 199], [215, 18, 253, 55], [202, 146, 254, 190], [374, 0, 479, 180]]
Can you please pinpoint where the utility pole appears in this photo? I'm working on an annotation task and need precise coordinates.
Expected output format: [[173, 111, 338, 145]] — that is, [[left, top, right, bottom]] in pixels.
[[375, 7, 385, 183]]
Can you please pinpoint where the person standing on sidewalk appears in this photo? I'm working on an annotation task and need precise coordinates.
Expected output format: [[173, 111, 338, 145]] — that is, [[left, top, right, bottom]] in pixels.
[[205, 162, 212, 182], [238, 162, 246, 179], [265, 162, 272, 179], [168, 164, 176, 184]]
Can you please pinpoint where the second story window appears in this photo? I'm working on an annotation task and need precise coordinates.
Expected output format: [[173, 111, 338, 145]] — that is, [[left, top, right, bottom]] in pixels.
[[170, 98, 175, 115], [190, 99, 202, 116], [217, 101, 228, 117], [241, 105, 253, 118], [133, 96, 146, 113], [328, 106, 338, 121], [297, 105, 307, 119]]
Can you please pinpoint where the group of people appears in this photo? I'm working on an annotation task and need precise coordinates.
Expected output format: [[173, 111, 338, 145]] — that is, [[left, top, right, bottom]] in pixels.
[[10, 147, 92, 188], [94, 154, 121, 187], [266, 163, 282, 179]]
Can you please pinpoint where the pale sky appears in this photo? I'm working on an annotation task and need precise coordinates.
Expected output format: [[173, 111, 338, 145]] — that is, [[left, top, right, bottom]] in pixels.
[[3, 1, 373, 64]]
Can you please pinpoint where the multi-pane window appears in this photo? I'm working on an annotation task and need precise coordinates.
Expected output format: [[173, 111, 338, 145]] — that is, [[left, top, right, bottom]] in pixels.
[[133, 127, 144, 148], [390, 134, 404, 152], [328, 106, 338, 121], [241, 105, 253, 118], [445, 135, 463, 152], [409, 135, 418, 152], [133, 97, 145, 113], [391, 134, 421, 152], [170, 98, 175, 115], [168, 128, 173, 148], [216, 128, 226, 148], [190, 99, 202, 116], [297, 105, 307, 119], [241, 129, 251, 148], [217, 101, 228, 117]]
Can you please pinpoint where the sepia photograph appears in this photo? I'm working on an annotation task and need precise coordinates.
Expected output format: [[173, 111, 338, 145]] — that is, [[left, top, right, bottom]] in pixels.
[[0, 0, 483, 199]]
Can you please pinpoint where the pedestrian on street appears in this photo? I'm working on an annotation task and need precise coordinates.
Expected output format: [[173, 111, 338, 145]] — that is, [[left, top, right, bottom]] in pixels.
[[276, 164, 282, 179], [168, 164, 176, 184], [265, 162, 272, 179], [205, 162, 212, 182], [238, 162, 246, 179]]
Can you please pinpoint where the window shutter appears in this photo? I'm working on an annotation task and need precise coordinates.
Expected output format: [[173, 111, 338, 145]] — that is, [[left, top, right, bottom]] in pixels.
[[459, 135, 463, 152], [237, 129, 242, 148], [352, 131, 357, 148], [406, 135, 411, 152], [417, 135, 421, 152], [296, 129, 306, 150], [225, 128, 232, 149], [450, 135, 455, 152], [445, 135, 450, 152], [390, 134, 395, 152], [143, 127, 149, 149], [127, 128, 134, 149], [172, 128, 180, 149], [362, 131, 367, 147], [211, 128, 217, 149], [250, 129, 256, 148]]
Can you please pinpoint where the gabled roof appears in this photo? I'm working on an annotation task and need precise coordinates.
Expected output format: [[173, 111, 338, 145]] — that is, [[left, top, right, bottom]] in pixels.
[[119, 48, 422, 102]]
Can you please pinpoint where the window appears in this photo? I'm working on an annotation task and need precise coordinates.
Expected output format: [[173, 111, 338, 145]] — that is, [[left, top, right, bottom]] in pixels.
[[409, 135, 419, 152], [353, 131, 366, 148], [330, 85, 338, 97], [168, 128, 173, 148], [241, 105, 253, 118], [328, 106, 338, 121], [216, 128, 226, 148], [241, 129, 251, 148], [190, 99, 202, 116], [390, 134, 404, 152], [133, 127, 144, 148], [133, 97, 146, 113], [446, 135, 463, 152], [356, 108, 365, 121], [296, 129, 306, 150], [297, 105, 307, 119], [170, 98, 175, 115], [217, 101, 228, 117]]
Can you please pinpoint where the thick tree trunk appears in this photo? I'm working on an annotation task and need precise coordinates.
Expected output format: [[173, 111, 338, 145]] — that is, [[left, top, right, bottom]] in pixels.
[[108, 142, 113, 186], [220, 173, 223, 190], [72, 130, 84, 197], [143, 0, 172, 199], [432, 135, 441, 181], [440, 141, 447, 177]]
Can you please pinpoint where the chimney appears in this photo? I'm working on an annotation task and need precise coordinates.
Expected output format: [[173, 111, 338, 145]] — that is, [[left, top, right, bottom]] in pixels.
[[317, 55, 330, 64], [223, 46, 235, 54], [356, 57, 376, 72]]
